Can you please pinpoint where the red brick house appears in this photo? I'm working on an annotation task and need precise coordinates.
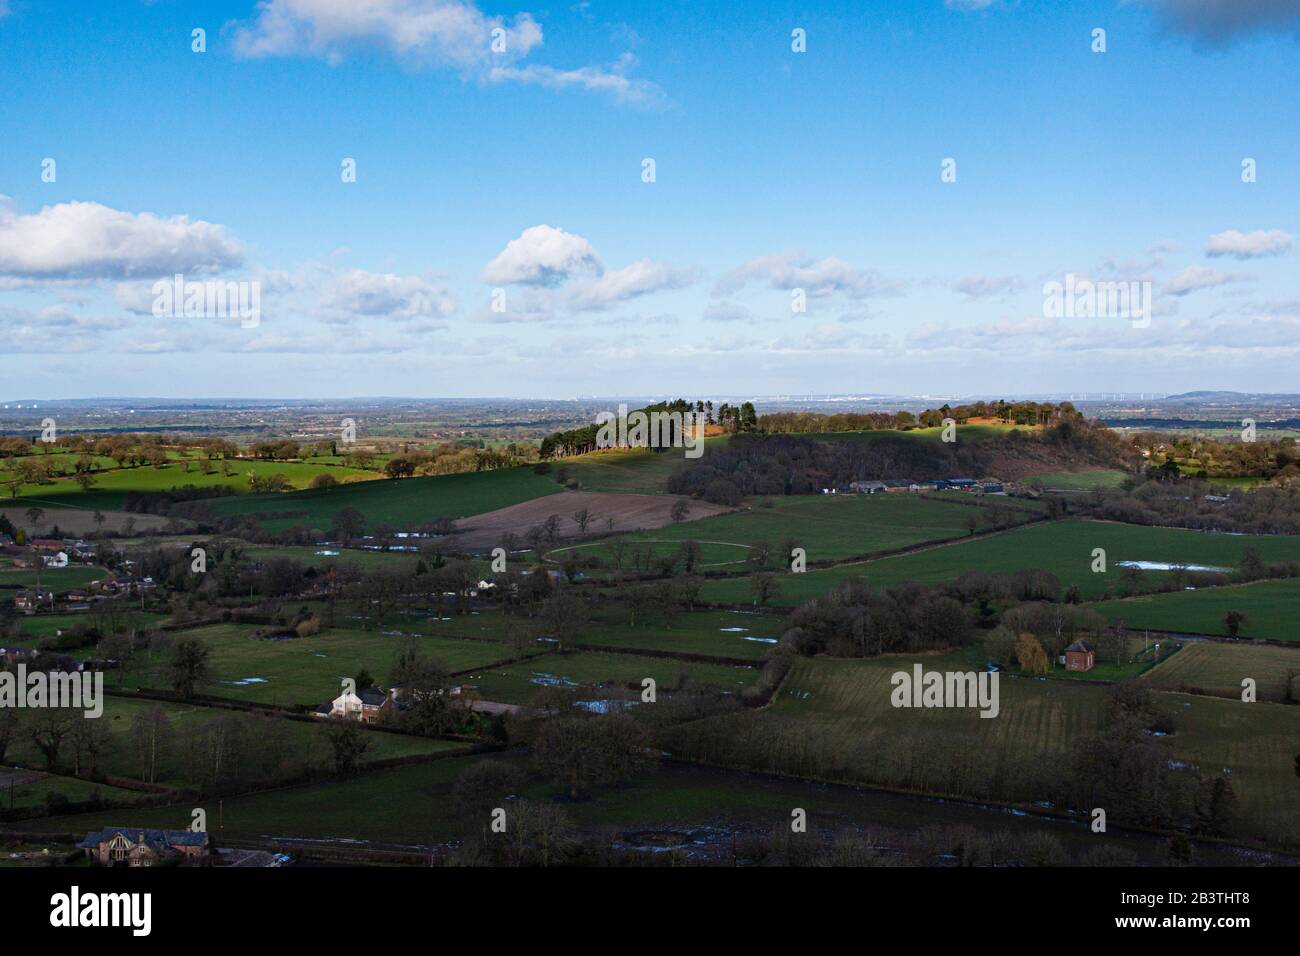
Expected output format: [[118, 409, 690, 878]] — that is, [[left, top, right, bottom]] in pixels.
[[1064, 639, 1095, 672], [78, 827, 212, 867]]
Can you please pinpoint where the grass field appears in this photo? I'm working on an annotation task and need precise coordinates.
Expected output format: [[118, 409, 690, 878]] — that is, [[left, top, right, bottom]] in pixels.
[[1091, 577, 1300, 642], [557, 440, 731, 495], [1139, 642, 1299, 703], [0, 565, 108, 591], [732, 653, 1298, 845], [207, 466, 559, 532], [462, 650, 759, 705], [1160, 693, 1300, 846], [4, 696, 461, 788], [1027, 470, 1130, 490], [555, 493, 1009, 567], [5, 458, 384, 511], [764, 652, 1110, 796], [698, 518, 1300, 606], [5, 611, 168, 647], [242, 544, 452, 574], [572, 608, 778, 660], [118, 623, 519, 707], [0, 773, 141, 810]]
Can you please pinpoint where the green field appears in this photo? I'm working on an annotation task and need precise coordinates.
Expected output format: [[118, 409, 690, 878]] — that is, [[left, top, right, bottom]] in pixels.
[[5, 611, 168, 647], [6, 458, 384, 511], [1027, 470, 1130, 491], [118, 623, 519, 707], [1139, 642, 1299, 703], [463, 650, 759, 705], [0, 565, 108, 591], [761, 653, 1110, 796], [242, 544, 453, 574], [1092, 577, 1300, 642], [556, 493, 1010, 567], [677, 652, 1299, 845], [4, 696, 461, 788], [207, 466, 559, 532], [1161, 693, 1300, 846], [571, 608, 778, 660], [0, 773, 141, 810], [556, 444, 723, 495], [698, 518, 1300, 606]]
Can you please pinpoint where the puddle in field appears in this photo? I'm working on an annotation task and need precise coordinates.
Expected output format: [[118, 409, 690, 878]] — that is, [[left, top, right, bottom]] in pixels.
[[530, 673, 578, 688], [1117, 560, 1230, 573], [315, 550, 340, 556], [743, 636, 778, 644], [575, 699, 638, 714], [225, 677, 269, 686], [719, 627, 748, 633]]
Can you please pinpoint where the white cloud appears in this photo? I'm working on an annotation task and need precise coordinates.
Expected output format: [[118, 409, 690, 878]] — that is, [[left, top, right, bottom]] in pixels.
[[0, 197, 243, 280], [231, 0, 662, 103], [1164, 266, 1252, 296], [481, 224, 602, 286], [319, 268, 455, 320], [716, 252, 904, 300], [1206, 228, 1294, 259], [568, 259, 698, 310], [233, 0, 542, 67], [488, 53, 664, 105]]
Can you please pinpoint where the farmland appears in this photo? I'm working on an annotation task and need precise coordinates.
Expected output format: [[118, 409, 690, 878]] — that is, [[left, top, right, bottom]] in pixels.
[[207, 466, 560, 532], [552, 493, 1016, 567], [671, 652, 1300, 846], [1092, 578, 1300, 642], [698, 518, 1300, 606], [4, 406, 1300, 867], [114, 623, 522, 708], [461, 650, 759, 705], [0, 565, 108, 591], [1139, 642, 1298, 703], [4, 696, 462, 789], [5, 457, 385, 511]]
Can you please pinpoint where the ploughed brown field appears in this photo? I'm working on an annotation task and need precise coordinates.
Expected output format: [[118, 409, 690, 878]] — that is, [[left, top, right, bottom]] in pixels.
[[448, 491, 733, 552]]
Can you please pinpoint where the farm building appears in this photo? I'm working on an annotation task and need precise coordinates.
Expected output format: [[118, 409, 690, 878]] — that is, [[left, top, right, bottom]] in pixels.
[[1064, 639, 1095, 672], [849, 481, 888, 494]]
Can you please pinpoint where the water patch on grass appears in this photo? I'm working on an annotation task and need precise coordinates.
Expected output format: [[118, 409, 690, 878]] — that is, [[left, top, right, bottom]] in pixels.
[[530, 672, 578, 688], [743, 636, 778, 644], [224, 677, 268, 686], [315, 549, 340, 556], [1117, 560, 1230, 573], [575, 699, 638, 714], [719, 627, 748, 633]]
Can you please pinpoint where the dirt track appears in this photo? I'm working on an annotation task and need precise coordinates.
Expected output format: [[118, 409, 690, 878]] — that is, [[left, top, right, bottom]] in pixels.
[[449, 491, 732, 552]]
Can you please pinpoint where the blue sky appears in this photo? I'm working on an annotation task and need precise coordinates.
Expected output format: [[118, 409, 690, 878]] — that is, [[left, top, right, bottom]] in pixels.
[[1, 0, 1298, 399]]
